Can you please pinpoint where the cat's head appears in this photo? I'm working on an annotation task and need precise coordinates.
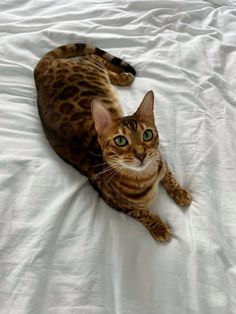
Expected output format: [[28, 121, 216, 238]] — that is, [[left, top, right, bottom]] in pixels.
[[91, 91, 160, 174]]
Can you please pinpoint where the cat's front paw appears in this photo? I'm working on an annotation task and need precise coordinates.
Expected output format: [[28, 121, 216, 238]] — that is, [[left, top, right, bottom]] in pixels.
[[173, 187, 191, 207], [119, 72, 135, 85], [149, 222, 172, 243]]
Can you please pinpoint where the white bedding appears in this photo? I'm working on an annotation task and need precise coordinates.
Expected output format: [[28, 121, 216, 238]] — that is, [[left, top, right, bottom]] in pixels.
[[1, 0, 236, 313]]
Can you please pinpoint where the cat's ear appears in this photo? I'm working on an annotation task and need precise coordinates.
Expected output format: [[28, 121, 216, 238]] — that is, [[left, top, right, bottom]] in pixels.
[[91, 100, 112, 134], [135, 90, 154, 120]]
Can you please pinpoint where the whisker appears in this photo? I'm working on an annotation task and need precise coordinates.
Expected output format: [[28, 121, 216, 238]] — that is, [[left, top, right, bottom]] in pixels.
[[103, 161, 124, 183], [92, 161, 107, 168], [105, 170, 119, 185], [89, 151, 103, 157], [93, 158, 127, 185], [94, 166, 112, 178], [117, 167, 127, 188]]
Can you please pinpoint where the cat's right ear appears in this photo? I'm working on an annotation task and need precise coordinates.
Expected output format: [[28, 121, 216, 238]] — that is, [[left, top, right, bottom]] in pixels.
[[91, 100, 112, 134]]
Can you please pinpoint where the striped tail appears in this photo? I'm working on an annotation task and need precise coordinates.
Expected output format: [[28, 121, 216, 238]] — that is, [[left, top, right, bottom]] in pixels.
[[34, 43, 136, 80]]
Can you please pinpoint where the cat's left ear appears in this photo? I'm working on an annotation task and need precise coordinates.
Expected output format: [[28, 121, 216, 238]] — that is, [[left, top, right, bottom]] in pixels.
[[135, 90, 154, 121], [91, 100, 112, 134]]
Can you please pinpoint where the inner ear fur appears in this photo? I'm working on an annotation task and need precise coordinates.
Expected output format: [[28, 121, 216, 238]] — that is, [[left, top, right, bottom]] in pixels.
[[91, 100, 113, 134]]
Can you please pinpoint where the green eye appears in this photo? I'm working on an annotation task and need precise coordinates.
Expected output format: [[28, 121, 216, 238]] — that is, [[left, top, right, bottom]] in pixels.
[[114, 135, 128, 147], [143, 129, 153, 141]]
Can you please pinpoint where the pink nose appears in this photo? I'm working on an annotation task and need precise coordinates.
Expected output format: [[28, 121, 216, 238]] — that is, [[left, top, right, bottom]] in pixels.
[[135, 152, 146, 161]]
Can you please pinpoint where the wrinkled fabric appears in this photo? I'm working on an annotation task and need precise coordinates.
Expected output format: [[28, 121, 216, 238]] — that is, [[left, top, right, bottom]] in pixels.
[[0, 0, 236, 313]]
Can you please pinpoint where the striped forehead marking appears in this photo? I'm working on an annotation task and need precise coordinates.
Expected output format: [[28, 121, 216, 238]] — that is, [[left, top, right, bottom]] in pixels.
[[121, 116, 137, 130]]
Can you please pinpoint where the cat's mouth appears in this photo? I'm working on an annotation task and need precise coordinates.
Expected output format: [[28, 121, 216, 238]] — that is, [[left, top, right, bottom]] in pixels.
[[137, 160, 146, 168], [121, 158, 152, 172]]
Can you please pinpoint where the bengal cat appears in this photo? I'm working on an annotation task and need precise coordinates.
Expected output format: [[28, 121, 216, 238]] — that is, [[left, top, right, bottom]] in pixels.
[[34, 43, 191, 242]]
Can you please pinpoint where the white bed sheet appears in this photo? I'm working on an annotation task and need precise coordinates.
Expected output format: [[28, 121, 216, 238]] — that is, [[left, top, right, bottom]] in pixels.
[[1, 0, 236, 313]]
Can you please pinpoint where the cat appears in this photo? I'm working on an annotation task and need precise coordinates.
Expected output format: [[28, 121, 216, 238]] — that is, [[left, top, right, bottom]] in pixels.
[[34, 43, 191, 242]]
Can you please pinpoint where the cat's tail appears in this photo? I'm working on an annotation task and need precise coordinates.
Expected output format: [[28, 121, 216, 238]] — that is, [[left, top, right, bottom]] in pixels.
[[34, 43, 136, 80]]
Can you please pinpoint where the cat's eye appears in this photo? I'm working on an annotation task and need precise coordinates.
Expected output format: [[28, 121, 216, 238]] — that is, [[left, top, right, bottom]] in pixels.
[[114, 135, 128, 147], [143, 129, 153, 141]]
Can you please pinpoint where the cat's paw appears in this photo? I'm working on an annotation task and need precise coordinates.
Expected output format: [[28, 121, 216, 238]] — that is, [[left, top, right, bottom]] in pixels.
[[173, 187, 191, 207], [149, 222, 172, 243], [119, 72, 135, 85]]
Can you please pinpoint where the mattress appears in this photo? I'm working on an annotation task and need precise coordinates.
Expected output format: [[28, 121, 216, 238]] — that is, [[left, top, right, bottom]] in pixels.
[[1, 0, 236, 313]]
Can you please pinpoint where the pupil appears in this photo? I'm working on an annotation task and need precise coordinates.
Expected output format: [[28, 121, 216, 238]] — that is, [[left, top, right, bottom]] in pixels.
[[114, 135, 127, 146], [144, 130, 152, 140]]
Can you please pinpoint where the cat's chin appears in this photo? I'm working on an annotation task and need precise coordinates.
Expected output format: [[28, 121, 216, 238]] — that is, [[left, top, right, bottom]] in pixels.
[[121, 159, 153, 173]]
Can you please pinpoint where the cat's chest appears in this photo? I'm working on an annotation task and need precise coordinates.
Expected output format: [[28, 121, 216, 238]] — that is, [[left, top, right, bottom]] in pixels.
[[98, 171, 159, 211], [118, 180, 158, 211]]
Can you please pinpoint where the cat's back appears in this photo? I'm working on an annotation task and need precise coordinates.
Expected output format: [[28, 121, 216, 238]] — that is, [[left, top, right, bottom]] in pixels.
[[35, 54, 119, 175], [36, 55, 116, 131], [34, 43, 135, 176]]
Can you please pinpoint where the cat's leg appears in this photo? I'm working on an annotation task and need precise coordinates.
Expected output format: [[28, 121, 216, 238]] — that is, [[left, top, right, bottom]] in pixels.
[[161, 165, 191, 207], [108, 71, 135, 86], [125, 209, 171, 242]]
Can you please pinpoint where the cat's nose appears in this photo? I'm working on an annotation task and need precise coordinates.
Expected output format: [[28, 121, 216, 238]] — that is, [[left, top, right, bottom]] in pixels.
[[135, 152, 146, 162]]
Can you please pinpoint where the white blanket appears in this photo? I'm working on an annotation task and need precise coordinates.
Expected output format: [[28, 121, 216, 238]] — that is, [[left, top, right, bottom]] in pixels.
[[1, 0, 236, 313]]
